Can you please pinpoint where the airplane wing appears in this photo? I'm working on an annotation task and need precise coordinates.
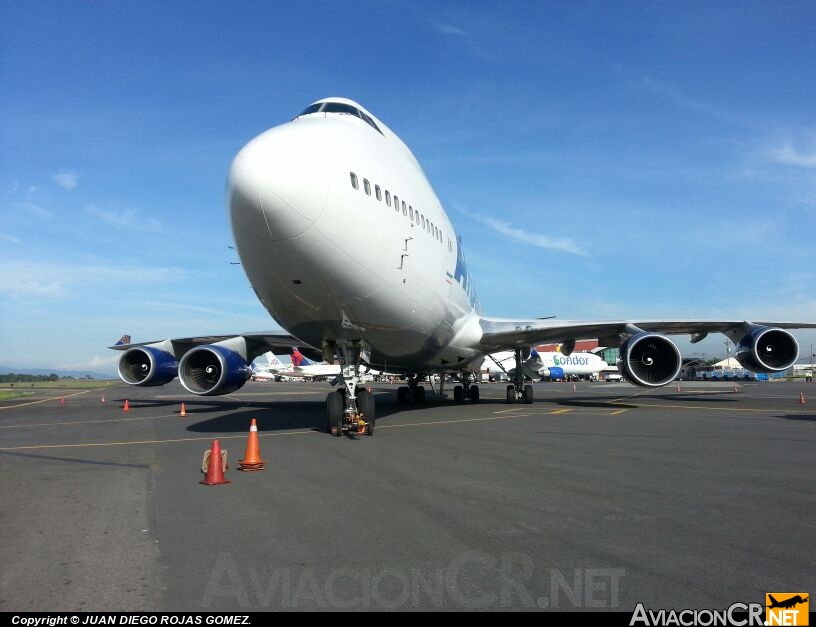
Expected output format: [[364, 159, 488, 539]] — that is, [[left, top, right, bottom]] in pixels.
[[109, 331, 323, 363], [478, 317, 816, 352]]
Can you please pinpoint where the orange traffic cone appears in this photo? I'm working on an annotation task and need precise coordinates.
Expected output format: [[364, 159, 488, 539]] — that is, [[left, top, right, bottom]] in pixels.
[[800, 392, 806, 405], [123, 399, 130, 412], [101, 395, 106, 403], [179, 402, 187, 417], [239, 419, 265, 471], [676, 385, 681, 392], [59, 397, 64, 405], [201, 440, 231, 485]]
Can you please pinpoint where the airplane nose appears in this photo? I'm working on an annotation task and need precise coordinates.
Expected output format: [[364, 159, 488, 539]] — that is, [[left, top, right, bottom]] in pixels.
[[228, 127, 328, 241]]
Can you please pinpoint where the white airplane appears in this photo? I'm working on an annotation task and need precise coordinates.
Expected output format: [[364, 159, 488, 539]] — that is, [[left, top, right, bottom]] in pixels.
[[112, 97, 816, 436], [288, 347, 342, 379], [250, 352, 289, 380], [484, 348, 608, 380]]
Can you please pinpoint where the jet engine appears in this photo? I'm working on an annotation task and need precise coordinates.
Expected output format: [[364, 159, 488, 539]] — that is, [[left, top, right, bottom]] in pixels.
[[734, 326, 798, 373], [178, 344, 252, 395], [618, 332, 681, 387], [539, 366, 564, 380], [118, 346, 178, 387]]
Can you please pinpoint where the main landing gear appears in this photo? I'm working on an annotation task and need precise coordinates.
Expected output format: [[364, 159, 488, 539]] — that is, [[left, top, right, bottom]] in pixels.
[[396, 374, 426, 404], [325, 341, 374, 437], [452, 371, 480, 403], [506, 347, 534, 404]]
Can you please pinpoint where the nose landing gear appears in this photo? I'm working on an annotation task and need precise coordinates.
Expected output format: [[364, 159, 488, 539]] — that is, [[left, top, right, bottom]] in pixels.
[[325, 341, 376, 437]]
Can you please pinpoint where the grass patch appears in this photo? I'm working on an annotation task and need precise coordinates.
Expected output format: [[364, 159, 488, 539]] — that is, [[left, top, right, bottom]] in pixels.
[[0, 380, 118, 391]]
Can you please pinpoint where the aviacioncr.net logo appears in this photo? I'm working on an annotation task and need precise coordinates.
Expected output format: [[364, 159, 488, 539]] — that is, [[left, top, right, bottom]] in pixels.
[[630, 602, 765, 626]]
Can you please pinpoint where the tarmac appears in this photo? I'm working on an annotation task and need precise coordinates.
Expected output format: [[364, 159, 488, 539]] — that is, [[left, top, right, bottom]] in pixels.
[[0, 379, 814, 611]]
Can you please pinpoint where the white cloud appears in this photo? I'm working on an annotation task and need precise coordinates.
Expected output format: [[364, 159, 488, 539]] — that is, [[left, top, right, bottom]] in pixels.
[[83, 204, 162, 231], [56, 354, 119, 371], [0, 276, 66, 299], [428, 20, 495, 61], [0, 233, 22, 244], [52, 169, 79, 190], [14, 202, 54, 219], [457, 205, 586, 256], [0, 258, 185, 300], [768, 141, 816, 169], [432, 22, 467, 37]]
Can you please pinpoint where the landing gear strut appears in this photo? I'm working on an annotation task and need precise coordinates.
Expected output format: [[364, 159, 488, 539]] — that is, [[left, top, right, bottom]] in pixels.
[[325, 341, 374, 437], [506, 348, 534, 404]]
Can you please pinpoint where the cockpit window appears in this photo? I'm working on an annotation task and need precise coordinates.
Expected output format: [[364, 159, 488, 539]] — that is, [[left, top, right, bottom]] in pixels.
[[299, 101, 383, 135], [321, 102, 361, 116], [298, 103, 323, 116], [358, 111, 382, 134]]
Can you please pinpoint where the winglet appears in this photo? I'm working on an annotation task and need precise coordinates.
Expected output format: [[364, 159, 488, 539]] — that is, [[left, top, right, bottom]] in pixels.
[[115, 334, 132, 346]]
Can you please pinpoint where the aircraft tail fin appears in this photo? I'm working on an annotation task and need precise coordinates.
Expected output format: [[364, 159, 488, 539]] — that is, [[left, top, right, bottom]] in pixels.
[[265, 352, 285, 367], [115, 334, 132, 346], [291, 347, 312, 367], [768, 595, 778, 607]]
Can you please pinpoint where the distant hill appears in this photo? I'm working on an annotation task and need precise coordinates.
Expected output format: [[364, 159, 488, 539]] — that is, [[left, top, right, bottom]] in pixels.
[[0, 365, 116, 380]]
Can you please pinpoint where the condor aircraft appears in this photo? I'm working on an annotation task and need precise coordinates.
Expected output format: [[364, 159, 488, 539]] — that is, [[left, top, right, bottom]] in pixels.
[[485, 348, 608, 382], [113, 97, 816, 436]]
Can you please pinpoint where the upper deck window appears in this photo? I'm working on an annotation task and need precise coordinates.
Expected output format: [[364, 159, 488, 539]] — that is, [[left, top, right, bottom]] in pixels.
[[298, 102, 382, 134]]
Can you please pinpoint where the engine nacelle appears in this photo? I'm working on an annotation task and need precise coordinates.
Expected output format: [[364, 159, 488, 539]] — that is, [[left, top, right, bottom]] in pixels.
[[178, 345, 251, 395], [118, 346, 178, 387], [540, 366, 564, 379], [734, 327, 798, 373], [618, 332, 681, 387]]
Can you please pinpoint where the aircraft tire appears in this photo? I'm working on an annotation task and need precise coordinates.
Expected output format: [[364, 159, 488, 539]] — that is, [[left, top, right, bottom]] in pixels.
[[523, 384, 534, 404], [327, 390, 344, 436], [469, 385, 480, 403], [357, 389, 376, 436], [506, 385, 515, 404]]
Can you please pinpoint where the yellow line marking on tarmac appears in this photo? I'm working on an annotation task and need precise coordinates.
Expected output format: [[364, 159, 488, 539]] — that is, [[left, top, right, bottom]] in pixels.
[[0, 390, 89, 410], [2, 401, 810, 451], [0, 412, 181, 430], [0, 411, 545, 450], [0, 430, 308, 451], [610, 409, 628, 415], [493, 408, 524, 414], [378, 414, 533, 429]]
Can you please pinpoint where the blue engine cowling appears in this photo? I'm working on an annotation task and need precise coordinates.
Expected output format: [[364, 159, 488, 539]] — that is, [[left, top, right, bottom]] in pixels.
[[540, 366, 564, 379], [178, 345, 251, 395], [734, 327, 798, 373], [618, 332, 681, 387], [118, 346, 178, 386]]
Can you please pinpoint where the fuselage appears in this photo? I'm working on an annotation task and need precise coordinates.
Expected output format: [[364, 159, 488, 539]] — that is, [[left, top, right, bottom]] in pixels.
[[228, 98, 483, 371]]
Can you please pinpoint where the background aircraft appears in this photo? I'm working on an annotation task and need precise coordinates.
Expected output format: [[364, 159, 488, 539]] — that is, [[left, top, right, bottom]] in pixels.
[[484, 348, 608, 381]]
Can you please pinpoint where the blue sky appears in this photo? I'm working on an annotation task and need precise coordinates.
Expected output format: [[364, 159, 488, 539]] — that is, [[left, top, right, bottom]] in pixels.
[[2, 1, 815, 372]]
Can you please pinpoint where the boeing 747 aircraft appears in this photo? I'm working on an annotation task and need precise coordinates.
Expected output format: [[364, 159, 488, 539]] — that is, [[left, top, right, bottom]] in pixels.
[[112, 97, 816, 436]]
